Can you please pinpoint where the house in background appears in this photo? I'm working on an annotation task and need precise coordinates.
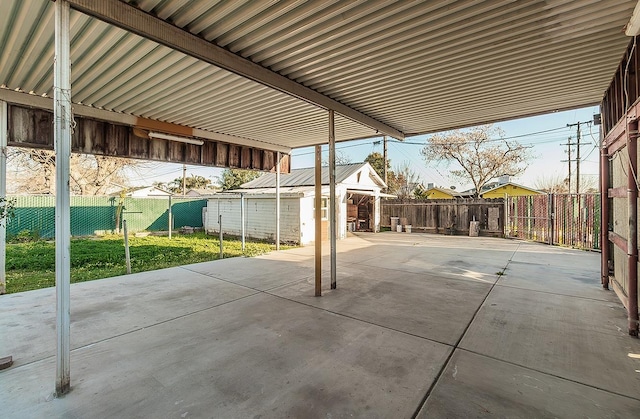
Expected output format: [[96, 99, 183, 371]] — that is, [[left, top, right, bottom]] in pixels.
[[185, 188, 220, 197], [204, 162, 388, 245], [424, 183, 462, 199], [453, 176, 542, 199], [480, 182, 542, 199], [113, 186, 172, 198]]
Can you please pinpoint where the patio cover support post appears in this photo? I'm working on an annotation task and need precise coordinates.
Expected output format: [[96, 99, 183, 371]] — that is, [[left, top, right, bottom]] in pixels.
[[0, 101, 7, 295], [329, 110, 336, 290], [276, 152, 280, 251], [241, 193, 245, 252], [601, 135, 610, 290], [627, 119, 639, 337], [54, 0, 72, 395], [315, 145, 322, 297]]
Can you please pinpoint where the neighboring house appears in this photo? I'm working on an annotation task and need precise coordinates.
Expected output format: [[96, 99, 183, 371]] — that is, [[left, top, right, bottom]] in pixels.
[[113, 186, 172, 198], [480, 182, 542, 199], [424, 187, 461, 199], [185, 188, 220, 197], [204, 162, 388, 245]]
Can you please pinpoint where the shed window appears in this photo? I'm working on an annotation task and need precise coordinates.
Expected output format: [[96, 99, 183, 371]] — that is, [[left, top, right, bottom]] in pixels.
[[313, 198, 328, 220]]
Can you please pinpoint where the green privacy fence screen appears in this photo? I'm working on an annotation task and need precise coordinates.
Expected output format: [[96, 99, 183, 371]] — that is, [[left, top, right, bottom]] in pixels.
[[6, 195, 207, 239]]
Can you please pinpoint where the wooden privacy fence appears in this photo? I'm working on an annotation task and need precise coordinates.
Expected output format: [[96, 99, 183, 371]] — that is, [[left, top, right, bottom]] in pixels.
[[505, 194, 600, 250], [381, 199, 504, 236]]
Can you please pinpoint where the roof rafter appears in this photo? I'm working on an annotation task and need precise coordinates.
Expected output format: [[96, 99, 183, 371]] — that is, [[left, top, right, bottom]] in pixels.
[[64, 0, 405, 141]]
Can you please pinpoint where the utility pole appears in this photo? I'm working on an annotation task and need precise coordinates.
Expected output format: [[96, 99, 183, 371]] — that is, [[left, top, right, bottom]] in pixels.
[[182, 164, 186, 196], [561, 136, 573, 193], [576, 122, 581, 194], [566, 122, 589, 193]]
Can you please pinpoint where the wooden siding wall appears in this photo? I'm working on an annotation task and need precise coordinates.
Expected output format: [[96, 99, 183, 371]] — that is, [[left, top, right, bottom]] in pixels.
[[601, 36, 640, 332], [381, 199, 504, 236], [205, 197, 300, 243], [6, 105, 290, 172]]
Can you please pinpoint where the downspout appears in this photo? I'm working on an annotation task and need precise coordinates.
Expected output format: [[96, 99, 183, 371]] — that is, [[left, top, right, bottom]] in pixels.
[[600, 137, 610, 290], [627, 119, 639, 337]]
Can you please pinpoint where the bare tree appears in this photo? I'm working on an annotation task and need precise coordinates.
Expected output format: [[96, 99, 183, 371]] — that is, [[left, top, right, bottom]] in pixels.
[[393, 163, 422, 199], [7, 148, 143, 195], [421, 125, 532, 197], [323, 150, 352, 166], [535, 173, 598, 194]]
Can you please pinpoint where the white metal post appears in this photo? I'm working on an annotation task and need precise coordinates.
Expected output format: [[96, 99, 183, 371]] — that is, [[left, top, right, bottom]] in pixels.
[[168, 195, 172, 239], [329, 110, 336, 289], [275, 152, 281, 251], [314, 145, 322, 297], [0, 101, 7, 295], [241, 193, 245, 252], [54, 0, 72, 396]]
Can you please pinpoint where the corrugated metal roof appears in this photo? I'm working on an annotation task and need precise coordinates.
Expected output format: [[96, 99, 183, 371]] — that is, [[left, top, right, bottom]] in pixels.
[[0, 0, 635, 150], [241, 162, 374, 188]]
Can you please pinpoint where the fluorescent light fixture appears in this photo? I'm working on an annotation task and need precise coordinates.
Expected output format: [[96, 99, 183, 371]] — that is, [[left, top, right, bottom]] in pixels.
[[626, 1, 640, 36], [148, 131, 204, 146]]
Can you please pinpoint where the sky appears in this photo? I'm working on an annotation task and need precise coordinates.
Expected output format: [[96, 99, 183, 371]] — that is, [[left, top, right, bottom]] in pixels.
[[128, 105, 601, 191]]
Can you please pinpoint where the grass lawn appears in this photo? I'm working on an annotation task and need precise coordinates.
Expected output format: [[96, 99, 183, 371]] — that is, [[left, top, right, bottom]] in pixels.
[[5, 233, 290, 294]]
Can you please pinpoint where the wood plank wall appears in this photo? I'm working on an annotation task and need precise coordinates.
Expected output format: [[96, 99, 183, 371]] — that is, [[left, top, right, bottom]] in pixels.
[[6, 105, 290, 173]]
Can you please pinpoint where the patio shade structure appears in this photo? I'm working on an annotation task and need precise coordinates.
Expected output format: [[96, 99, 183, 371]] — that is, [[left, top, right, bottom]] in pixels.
[[0, 0, 637, 395]]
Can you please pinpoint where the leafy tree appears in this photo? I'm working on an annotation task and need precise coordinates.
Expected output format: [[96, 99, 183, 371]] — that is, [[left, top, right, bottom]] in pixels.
[[364, 152, 388, 178], [0, 196, 15, 294], [421, 125, 532, 197], [163, 174, 213, 194], [218, 169, 262, 191], [364, 152, 402, 192], [0, 197, 15, 224]]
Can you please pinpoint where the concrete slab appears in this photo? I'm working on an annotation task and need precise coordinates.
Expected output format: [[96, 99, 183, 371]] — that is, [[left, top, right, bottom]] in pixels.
[[270, 262, 493, 345], [460, 285, 640, 399], [418, 350, 640, 418], [497, 241, 606, 299], [2, 233, 639, 418], [1, 266, 255, 367], [1, 293, 451, 418], [184, 252, 316, 291]]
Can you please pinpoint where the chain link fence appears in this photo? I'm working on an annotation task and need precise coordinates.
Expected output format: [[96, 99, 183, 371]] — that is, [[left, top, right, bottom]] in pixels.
[[6, 195, 207, 239], [506, 193, 600, 250]]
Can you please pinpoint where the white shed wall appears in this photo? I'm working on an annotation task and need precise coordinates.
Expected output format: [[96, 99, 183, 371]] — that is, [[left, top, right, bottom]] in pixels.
[[206, 197, 301, 243]]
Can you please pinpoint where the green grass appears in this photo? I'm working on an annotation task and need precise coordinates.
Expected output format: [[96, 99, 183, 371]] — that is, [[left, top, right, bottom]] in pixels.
[[5, 233, 291, 294]]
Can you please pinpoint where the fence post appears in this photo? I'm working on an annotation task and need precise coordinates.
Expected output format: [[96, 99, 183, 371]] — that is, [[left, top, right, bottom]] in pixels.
[[219, 214, 223, 259], [504, 195, 509, 237], [547, 194, 553, 245], [168, 196, 172, 239], [123, 220, 131, 274]]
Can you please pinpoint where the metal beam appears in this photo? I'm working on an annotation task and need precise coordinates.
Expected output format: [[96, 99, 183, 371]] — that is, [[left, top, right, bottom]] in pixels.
[[329, 110, 337, 290], [315, 145, 322, 297], [0, 101, 7, 295], [65, 0, 405, 141], [54, 0, 72, 396]]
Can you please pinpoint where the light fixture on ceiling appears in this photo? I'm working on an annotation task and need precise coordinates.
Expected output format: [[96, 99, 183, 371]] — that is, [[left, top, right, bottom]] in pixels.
[[148, 131, 204, 146], [625, 1, 640, 36]]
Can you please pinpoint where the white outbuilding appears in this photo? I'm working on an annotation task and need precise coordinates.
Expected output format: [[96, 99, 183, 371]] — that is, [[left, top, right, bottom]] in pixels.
[[204, 162, 388, 245]]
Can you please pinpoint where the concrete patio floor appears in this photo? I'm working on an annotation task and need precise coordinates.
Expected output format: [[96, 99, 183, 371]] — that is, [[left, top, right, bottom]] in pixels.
[[1, 233, 639, 418]]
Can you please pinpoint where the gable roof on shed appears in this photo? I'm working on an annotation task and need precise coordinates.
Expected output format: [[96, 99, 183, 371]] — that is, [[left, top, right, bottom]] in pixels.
[[241, 163, 385, 189]]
